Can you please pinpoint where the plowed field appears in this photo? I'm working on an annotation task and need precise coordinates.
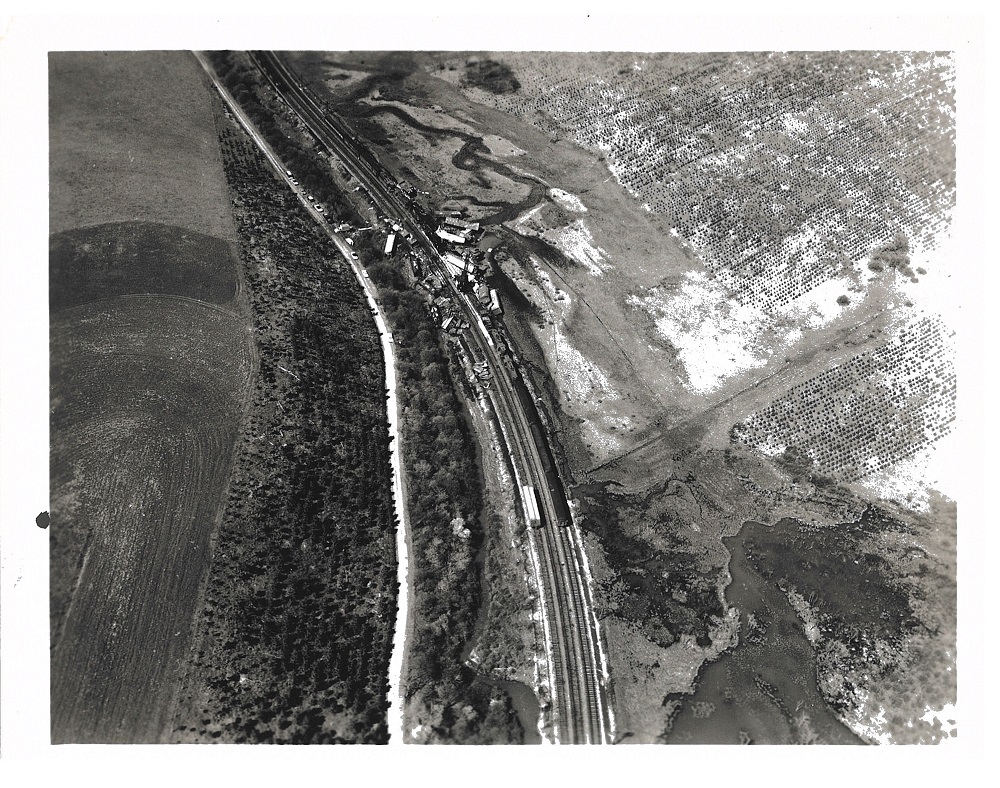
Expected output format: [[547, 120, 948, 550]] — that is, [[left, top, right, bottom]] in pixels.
[[49, 51, 251, 742], [50, 298, 252, 742]]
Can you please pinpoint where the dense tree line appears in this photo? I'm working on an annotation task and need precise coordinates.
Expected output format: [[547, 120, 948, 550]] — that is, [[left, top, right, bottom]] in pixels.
[[196, 53, 523, 743], [462, 59, 521, 95], [171, 112, 397, 744], [207, 51, 359, 227], [363, 259, 524, 744]]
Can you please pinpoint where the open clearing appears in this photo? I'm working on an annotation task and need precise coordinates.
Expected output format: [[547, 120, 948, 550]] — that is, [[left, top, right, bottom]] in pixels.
[[49, 51, 250, 742], [49, 51, 236, 239]]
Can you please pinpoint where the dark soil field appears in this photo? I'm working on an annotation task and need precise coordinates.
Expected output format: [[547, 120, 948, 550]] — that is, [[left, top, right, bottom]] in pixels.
[[50, 221, 239, 311], [49, 51, 252, 743], [50, 298, 252, 742]]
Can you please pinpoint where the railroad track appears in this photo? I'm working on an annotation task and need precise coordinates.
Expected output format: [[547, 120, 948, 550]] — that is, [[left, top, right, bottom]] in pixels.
[[246, 51, 611, 744]]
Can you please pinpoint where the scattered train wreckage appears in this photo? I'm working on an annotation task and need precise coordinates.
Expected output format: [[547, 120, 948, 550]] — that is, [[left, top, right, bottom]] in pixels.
[[373, 207, 573, 535]]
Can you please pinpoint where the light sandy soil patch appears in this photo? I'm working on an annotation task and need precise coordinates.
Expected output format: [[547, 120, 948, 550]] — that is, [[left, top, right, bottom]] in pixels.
[[542, 219, 611, 277], [921, 702, 958, 741], [845, 696, 894, 744], [551, 323, 616, 402], [891, 232, 958, 318], [513, 202, 547, 233], [549, 324, 630, 457], [502, 252, 639, 461], [548, 188, 587, 212], [846, 687, 957, 745], [775, 274, 863, 329], [626, 265, 883, 397], [512, 250, 567, 306], [627, 271, 792, 394], [483, 134, 526, 157]]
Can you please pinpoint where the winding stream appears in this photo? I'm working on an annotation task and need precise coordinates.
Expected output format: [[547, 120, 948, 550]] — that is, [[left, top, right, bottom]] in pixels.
[[340, 100, 549, 223]]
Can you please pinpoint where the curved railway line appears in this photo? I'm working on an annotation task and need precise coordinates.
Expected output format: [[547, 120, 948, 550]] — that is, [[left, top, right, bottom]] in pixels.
[[244, 51, 612, 744]]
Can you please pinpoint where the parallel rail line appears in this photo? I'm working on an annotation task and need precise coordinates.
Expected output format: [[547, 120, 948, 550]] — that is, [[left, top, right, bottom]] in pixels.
[[248, 51, 611, 744]]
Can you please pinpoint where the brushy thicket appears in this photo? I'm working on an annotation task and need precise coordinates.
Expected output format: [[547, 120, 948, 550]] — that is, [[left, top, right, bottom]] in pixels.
[[365, 258, 524, 744], [176, 52, 523, 744], [173, 105, 397, 744]]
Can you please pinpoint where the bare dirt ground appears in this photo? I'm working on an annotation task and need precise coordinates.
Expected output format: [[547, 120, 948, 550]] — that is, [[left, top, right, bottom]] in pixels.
[[49, 51, 251, 743]]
